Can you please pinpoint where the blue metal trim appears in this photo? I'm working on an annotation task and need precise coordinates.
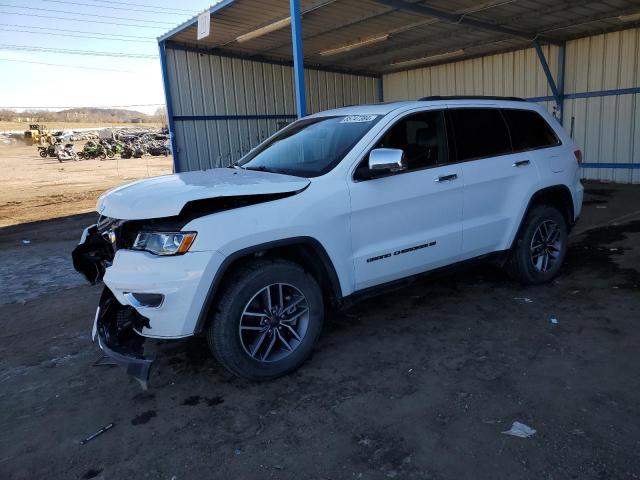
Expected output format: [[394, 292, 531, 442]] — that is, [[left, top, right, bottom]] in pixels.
[[158, 40, 179, 173], [164, 42, 380, 79], [557, 42, 566, 124], [581, 163, 640, 169], [526, 87, 640, 103], [533, 40, 561, 113], [565, 87, 640, 99], [174, 114, 297, 121], [526, 95, 556, 102], [290, 0, 306, 118]]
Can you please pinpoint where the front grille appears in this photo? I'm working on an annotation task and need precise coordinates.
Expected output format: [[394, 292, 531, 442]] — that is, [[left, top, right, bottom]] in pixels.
[[96, 216, 137, 250]]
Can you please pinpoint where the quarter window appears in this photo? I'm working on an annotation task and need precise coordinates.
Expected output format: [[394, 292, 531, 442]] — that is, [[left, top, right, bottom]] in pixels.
[[502, 109, 560, 151], [449, 108, 512, 161]]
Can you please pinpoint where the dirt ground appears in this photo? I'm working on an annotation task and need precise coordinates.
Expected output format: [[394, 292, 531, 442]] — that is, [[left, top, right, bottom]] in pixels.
[[1, 175, 639, 478], [0, 142, 172, 227]]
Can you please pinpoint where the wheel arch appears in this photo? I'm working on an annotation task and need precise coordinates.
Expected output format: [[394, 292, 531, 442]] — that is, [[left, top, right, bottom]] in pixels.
[[510, 184, 575, 250], [194, 237, 342, 334]]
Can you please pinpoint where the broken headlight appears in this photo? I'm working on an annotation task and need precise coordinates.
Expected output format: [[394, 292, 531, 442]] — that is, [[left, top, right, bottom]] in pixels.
[[132, 232, 197, 256]]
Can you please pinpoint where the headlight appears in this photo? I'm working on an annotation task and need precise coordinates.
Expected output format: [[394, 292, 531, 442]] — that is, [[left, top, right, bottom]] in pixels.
[[132, 232, 197, 256]]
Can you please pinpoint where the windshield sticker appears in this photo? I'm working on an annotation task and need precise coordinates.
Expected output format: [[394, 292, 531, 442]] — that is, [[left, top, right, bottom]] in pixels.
[[340, 114, 378, 123]]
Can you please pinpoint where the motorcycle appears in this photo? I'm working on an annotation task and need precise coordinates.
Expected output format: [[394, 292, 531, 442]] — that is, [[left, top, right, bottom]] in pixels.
[[56, 143, 78, 162], [81, 141, 107, 160], [37, 144, 57, 158], [147, 142, 170, 156], [120, 143, 134, 159]]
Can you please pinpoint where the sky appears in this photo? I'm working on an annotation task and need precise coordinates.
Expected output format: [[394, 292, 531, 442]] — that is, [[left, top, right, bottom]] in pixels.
[[0, 0, 215, 114]]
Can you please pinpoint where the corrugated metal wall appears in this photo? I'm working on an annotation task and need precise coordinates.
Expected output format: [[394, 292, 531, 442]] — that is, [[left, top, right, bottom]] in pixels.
[[383, 28, 640, 183], [563, 28, 640, 184], [165, 47, 379, 172], [384, 44, 559, 116]]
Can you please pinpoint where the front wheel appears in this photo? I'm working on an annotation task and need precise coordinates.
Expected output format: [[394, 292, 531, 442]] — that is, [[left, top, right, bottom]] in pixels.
[[206, 259, 324, 380], [506, 205, 568, 285], [99, 152, 107, 160], [39, 149, 48, 158]]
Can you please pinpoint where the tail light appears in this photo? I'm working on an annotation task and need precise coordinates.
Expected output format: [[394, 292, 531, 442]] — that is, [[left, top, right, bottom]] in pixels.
[[574, 149, 583, 164]]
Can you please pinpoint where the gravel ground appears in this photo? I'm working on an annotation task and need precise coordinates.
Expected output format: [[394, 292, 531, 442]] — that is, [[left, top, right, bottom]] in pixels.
[[0, 182, 639, 480]]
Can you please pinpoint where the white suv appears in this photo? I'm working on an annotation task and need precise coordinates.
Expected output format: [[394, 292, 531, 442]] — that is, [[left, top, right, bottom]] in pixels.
[[73, 97, 583, 385]]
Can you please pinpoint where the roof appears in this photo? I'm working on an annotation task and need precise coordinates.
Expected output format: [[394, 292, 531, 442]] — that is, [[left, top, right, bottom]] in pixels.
[[160, 0, 640, 75], [309, 96, 548, 117]]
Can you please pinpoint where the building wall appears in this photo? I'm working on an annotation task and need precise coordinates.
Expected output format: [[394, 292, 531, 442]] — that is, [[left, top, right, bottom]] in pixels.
[[165, 47, 379, 172], [383, 28, 640, 183]]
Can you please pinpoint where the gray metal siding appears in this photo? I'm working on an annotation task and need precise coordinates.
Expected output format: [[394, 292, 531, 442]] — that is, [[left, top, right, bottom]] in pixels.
[[383, 28, 640, 183], [563, 28, 640, 184], [165, 48, 379, 172]]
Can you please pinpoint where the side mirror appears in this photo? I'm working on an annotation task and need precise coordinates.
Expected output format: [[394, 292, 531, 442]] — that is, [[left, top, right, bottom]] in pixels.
[[368, 148, 407, 173]]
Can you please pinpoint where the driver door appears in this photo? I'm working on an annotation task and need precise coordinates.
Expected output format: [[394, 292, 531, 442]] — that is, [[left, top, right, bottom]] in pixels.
[[348, 109, 464, 291]]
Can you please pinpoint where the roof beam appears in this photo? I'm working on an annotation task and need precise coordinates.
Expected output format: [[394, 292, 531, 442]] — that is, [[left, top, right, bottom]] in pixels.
[[372, 0, 539, 41], [264, 0, 514, 55]]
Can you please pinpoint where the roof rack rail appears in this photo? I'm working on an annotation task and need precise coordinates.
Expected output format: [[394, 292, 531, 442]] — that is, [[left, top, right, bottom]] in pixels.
[[418, 95, 526, 101]]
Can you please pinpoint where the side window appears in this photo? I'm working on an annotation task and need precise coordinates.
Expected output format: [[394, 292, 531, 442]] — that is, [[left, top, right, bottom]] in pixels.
[[354, 110, 449, 180], [449, 108, 512, 161], [502, 109, 561, 151]]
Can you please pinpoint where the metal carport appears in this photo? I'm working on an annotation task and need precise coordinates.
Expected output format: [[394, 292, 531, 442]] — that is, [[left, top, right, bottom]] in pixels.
[[158, 0, 640, 182]]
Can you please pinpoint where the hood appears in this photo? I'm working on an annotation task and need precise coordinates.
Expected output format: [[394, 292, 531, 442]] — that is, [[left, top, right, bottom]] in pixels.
[[97, 168, 310, 220]]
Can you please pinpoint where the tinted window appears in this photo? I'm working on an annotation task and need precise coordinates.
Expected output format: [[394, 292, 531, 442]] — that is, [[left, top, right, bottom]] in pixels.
[[449, 108, 512, 161], [354, 111, 449, 180], [502, 109, 560, 151]]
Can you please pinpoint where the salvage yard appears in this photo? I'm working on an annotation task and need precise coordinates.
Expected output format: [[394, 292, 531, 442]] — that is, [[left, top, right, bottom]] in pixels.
[[0, 142, 172, 227], [1, 164, 639, 478]]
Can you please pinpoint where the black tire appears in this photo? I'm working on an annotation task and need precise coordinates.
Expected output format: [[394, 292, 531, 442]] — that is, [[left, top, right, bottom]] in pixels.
[[107, 150, 115, 158], [99, 152, 107, 160], [39, 149, 48, 158], [506, 205, 568, 285], [206, 259, 324, 380]]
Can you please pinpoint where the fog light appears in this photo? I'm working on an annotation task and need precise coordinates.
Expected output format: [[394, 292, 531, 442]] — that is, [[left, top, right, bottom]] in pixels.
[[124, 292, 164, 309]]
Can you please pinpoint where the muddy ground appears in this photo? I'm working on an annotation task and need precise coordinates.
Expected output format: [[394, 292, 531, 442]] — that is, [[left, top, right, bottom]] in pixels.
[[1, 182, 639, 480]]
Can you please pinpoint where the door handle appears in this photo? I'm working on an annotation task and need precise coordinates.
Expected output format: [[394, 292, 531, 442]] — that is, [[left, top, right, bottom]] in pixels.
[[435, 174, 458, 182], [512, 160, 530, 167]]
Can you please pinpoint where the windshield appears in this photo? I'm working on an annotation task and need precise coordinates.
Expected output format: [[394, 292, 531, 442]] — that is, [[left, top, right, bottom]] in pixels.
[[237, 114, 381, 177]]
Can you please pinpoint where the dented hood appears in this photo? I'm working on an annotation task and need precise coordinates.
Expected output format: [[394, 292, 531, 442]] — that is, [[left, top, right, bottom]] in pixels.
[[97, 168, 310, 219]]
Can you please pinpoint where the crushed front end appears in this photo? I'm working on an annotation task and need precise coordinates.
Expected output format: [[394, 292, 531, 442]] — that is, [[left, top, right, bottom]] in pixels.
[[73, 217, 156, 387], [93, 288, 154, 388]]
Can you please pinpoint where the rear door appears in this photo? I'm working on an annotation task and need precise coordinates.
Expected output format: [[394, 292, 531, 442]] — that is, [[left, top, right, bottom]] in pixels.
[[348, 108, 464, 290], [448, 107, 540, 259]]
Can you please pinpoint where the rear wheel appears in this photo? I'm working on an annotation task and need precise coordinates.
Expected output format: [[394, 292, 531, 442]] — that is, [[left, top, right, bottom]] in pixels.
[[206, 259, 324, 380], [39, 149, 48, 158], [99, 152, 107, 160], [506, 205, 568, 284]]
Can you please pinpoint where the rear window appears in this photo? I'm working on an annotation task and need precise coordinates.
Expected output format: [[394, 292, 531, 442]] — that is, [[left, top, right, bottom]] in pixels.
[[502, 109, 560, 151], [449, 108, 512, 161]]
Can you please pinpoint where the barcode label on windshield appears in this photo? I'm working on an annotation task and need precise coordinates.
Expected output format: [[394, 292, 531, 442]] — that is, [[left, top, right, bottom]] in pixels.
[[341, 115, 377, 123]]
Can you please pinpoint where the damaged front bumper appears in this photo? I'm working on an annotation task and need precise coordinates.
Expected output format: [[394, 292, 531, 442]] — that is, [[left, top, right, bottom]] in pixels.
[[93, 288, 154, 388]]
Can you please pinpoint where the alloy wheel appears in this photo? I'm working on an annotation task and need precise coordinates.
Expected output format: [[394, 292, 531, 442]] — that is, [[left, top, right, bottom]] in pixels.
[[529, 219, 563, 272], [238, 283, 310, 363]]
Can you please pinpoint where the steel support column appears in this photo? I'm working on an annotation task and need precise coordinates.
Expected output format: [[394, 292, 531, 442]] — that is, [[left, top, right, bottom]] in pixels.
[[158, 40, 179, 172], [533, 40, 563, 123], [290, 0, 307, 118], [557, 41, 566, 124]]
